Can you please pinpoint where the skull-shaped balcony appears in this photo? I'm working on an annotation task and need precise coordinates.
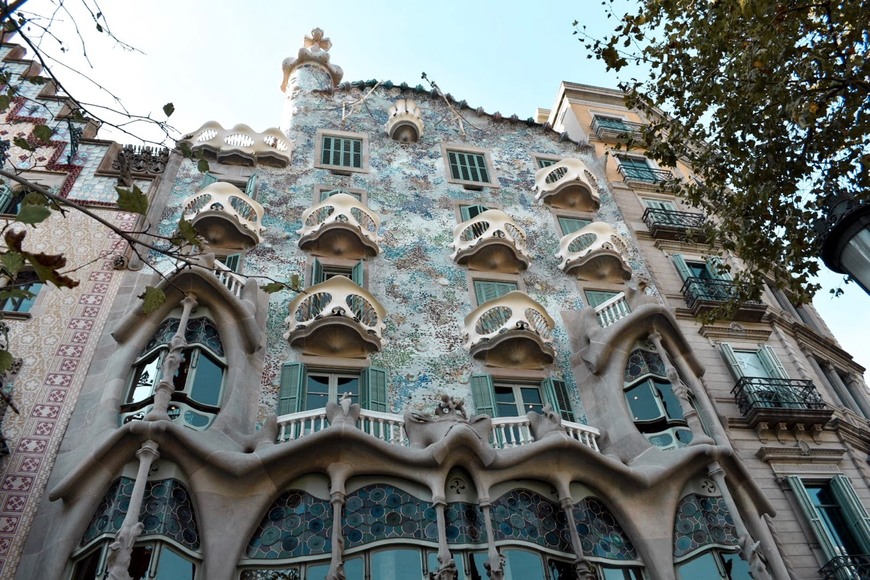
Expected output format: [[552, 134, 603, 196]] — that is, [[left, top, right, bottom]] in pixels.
[[297, 193, 380, 259], [534, 158, 600, 211], [555, 222, 632, 283], [284, 276, 386, 357], [179, 121, 291, 168], [181, 182, 264, 250], [464, 291, 555, 369], [450, 209, 531, 273]]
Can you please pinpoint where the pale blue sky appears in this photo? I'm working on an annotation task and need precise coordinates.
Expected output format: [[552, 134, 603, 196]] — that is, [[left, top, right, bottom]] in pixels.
[[20, 0, 869, 375]]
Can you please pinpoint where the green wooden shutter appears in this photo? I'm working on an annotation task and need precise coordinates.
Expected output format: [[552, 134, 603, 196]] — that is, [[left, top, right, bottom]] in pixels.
[[643, 199, 676, 210], [311, 259, 324, 285], [460, 204, 489, 221], [278, 363, 306, 415], [584, 290, 618, 308], [537, 158, 556, 168], [541, 378, 575, 422], [351, 261, 364, 286], [787, 476, 839, 561], [474, 280, 517, 305], [245, 174, 259, 199], [720, 344, 745, 379], [360, 367, 388, 412], [706, 256, 733, 281], [557, 216, 591, 235], [350, 138, 362, 168], [221, 254, 241, 273], [470, 374, 496, 417], [322, 136, 336, 165], [671, 254, 693, 281], [757, 345, 788, 379], [200, 173, 218, 188], [830, 475, 870, 554], [0, 184, 13, 214]]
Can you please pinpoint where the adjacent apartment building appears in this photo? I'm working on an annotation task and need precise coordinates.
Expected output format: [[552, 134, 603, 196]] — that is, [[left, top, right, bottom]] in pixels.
[[2, 29, 870, 580]]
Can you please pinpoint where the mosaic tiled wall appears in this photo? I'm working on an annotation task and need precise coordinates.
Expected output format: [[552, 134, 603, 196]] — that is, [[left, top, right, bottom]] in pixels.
[[672, 494, 739, 558], [154, 76, 660, 427]]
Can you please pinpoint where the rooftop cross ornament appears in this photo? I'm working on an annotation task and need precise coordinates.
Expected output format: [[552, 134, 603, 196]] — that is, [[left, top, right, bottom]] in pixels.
[[304, 28, 332, 53], [281, 27, 344, 91]]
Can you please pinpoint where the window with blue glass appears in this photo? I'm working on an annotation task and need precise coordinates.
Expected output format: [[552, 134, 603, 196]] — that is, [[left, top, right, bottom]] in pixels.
[[0, 270, 43, 314], [121, 317, 226, 430]]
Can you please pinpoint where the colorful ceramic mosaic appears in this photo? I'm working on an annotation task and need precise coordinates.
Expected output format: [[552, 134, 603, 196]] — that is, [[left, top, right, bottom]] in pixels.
[[573, 497, 639, 560], [341, 484, 434, 548], [491, 489, 571, 554], [672, 494, 739, 558], [80, 477, 200, 550], [143, 317, 225, 357], [245, 490, 333, 559], [624, 346, 667, 384]]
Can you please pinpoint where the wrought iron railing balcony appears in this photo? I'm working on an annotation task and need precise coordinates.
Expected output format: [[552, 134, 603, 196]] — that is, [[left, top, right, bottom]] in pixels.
[[533, 158, 600, 211], [181, 182, 264, 249], [642, 208, 708, 241], [284, 276, 386, 357], [680, 277, 767, 322], [464, 291, 555, 369], [617, 164, 673, 185], [732, 377, 827, 415], [450, 209, 530, 273], [555, 222, 632, 283], [819, 555, 870, 580], [591, 117, 645, 141], [297, 192, 380, 258]]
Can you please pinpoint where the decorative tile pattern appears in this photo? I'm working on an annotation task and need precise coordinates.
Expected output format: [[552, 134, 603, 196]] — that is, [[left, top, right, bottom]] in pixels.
[[672, 494, 739, 558], [491, 489, 570, 553], [573, 497, 639, 560], [624, 345, 667, 384], [445, 502, 487, 544], [245, 490, 332, 559], [143, 317, 224, 357], [342, 484, 432, 549]]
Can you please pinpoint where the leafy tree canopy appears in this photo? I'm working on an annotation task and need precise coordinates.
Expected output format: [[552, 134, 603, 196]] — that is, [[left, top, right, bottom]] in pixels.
[[580, 0, 870, 304]]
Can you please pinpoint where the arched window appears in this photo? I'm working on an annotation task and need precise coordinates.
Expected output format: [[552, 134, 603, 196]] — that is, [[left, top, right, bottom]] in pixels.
[[623, 340, 692, 450], [121, 316, 225, 430], [673, 492, 748, 579]]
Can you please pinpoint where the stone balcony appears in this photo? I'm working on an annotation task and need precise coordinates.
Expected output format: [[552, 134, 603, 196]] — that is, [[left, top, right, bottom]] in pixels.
[[181, 182, 264, 250], [463, 291, 555, 369], [179, 121, 291, 167], [555, 222, 632, 283], [385, 98, 424, 143], [534, 158, 600, 211], [284, 276, 386, 357], [450, 209, 530, 273], [642, 208, 709, 242], [731, 377, 833, 431], [297, 192, 380, 259], [680, 277, 767, 322]]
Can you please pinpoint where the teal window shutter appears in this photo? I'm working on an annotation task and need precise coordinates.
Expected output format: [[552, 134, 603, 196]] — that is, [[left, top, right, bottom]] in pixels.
[[706, 256, 733, 281], [470, 374, 496, 417], [245, 174, 259, 199], [473, 280, 517, 305], [787, 476, 839, 561], [460, 204, 489, 221], [322, 136, 362, 168], [757, 345, 788, 379], [320, 188, 362, 202], [278, 363, 306, 415], [360, 367, 388, 412], [0, 184, 14, 214], [537, 158, 557, 168], [719, 344, 745, 379], [830, 475, 870, 554], [449, 151, 489, 183], [671, 254, 693, 281], [200, 173, 219, 188], [557, 216, 591, 235], [584, 290, 619, 308], [643, 198, 676, 210], [221, 254, 241, 273], [321, 136, 336, 165], [351, 261, 364, 286], [311, 259, 324, 286], [541, 378, 575, 422]]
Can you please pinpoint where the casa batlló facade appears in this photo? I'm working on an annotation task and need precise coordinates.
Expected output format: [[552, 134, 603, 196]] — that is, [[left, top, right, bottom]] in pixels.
[[2, 29, 870, 580]]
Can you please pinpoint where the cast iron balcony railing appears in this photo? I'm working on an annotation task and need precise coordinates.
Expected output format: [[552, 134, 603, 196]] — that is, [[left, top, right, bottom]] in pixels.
[[297, 192, 380, 259], [533, 158, 600, 211], [731, 377, 833, 430], [591, 117, 644, 141], [555, 222, 632, 283], [680, 277, 767, 322], [617, 164, 673, 185], [642, 208, 709, 242], [464, 291, 555, 369], [819, 555, 870, 580], [181, 182, 264, 250], [450, 209, 531, 273], [284, 276, 386, 357]]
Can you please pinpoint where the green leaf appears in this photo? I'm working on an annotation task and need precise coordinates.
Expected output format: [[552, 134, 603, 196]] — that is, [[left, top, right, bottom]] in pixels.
[[0, 350, 13, 375], [289, 274, 301, 291], [96, 23, 103, 33], [0, 95, 10, 112], [115, 185, 149, 215], [172, 218, 201, 247], [15, 204, 51, 225], [32, 124, 52, 142], [197, 158, 210, 173], [138, 286, 166, 315], [162, 102, 175, 117], [1, 252, 25, 276], [260, 282, 285, 293], [13, 136, 34, 151], [4, 230, 79, 289]]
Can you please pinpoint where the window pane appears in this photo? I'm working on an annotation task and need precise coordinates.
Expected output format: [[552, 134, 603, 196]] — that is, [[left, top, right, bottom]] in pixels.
[[733, 351, 772, 378], [155, 546, 195, 580], [188, 351, 223, 406], [306, 375, 331, 410], [653, 378, 684, 421], [520, 387, 544, 414], [807, 484, 864, 554], [128, 545, 153, 580], [467, 552, 489, 580], [558, 216, 591, 235], [71, 547, 101, 580], [307, 562, 330, 580], [345, 557, 364, 580], [625, 381, 663, 421], [371, 549, 423, 580], [495, 386, 519, 417], [585, 290, 619, 308], [502, 549, 544, 580], [336, 376, 360, 402], [676, 552, 722, 579], [722, 551, 752, 580], [129, 354, 161, 403], [686, 261, 712, 279]]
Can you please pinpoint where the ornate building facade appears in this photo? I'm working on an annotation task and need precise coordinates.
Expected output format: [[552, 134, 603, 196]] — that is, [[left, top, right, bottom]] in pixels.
[[2, 29, 870, 580]]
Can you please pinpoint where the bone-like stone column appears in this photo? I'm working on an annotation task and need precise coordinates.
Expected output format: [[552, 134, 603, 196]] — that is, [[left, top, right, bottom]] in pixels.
[[559, 497, 597, 579], [105, 440, 159, 580], [146, 294, 197, 421], [480, 500, 504, 580], [326, 491, 346, 580], [431, 496, 457, 579]]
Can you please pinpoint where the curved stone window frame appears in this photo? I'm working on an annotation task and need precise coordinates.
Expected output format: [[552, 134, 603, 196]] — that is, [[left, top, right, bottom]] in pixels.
[[121, 316, 227, 431]]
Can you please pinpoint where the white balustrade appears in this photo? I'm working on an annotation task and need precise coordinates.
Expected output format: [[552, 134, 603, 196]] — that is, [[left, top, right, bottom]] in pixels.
[[358, 409, 409, 445], [212, 261, 246, 298], [277, 408, 331, 441], [562, 420, 601, 452], [490, 416, 534, 448], [594, 292, 631, 328]]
